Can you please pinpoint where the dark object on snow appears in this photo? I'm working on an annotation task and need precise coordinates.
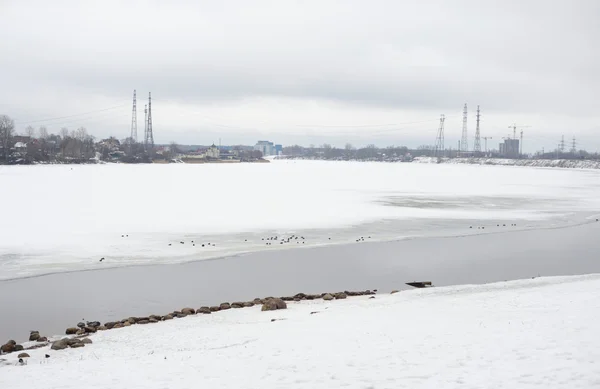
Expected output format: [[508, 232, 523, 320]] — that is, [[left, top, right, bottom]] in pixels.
[[261, 298, 287, 311], [45, 354, 50, 358], [406, 281, 433, 288], [99, 258, 104, 262]]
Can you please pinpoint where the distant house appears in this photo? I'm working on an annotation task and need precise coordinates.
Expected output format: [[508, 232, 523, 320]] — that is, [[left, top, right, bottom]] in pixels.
[[13, 142, 27, 155], [13, 136, 32, 144], [98, 138, 121, 152]]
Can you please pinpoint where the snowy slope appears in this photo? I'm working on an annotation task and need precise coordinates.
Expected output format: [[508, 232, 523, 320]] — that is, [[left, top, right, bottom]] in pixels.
[[1, 274, 599, 388], [414, 156, 600, 169]]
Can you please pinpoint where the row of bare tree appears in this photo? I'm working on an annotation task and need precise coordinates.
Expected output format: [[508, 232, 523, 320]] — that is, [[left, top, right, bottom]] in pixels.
[[0, 114, 100, 162]]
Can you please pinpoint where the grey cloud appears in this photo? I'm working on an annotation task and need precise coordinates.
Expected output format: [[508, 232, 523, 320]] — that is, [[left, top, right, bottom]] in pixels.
[[0, 0, 599, 149]]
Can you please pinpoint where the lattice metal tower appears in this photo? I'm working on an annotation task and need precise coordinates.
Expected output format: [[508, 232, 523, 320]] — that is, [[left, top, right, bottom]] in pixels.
[[473, 105, 481, 153], [434, 114, 445, 157], [144, 92, 154, 150], [559, 135, 565, 152], [144, 104, 148, 145], [571, 137, 577, 154], [460, 103, 468, 152], [130, 90, 137, 142]]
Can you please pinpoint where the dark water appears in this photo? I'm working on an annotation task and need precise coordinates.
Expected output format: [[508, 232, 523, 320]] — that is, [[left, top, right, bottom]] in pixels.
[[1, 221, 599, 342]]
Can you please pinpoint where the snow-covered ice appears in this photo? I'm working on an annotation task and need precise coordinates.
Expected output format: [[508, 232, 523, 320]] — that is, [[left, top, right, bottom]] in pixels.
[[1, 274, 599, 388], [2, 160, 600, 279]]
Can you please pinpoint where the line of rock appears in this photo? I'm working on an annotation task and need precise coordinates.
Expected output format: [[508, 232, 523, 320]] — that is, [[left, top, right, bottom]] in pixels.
[[0, 290, 376, 355]]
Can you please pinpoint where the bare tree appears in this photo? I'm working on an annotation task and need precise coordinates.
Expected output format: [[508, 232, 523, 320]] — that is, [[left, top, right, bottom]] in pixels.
[[25, 125, 36, 138], [60, 127, 69, 139], [0, 115, 15, 161], [166, 142, 180, 160], [38, 126, 49, 139], [76, 127, 87, 141]]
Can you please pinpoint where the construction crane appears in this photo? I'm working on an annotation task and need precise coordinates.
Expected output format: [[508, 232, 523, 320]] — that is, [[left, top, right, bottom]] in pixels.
[[508, 124, 531, 156], [508, 124, 531, 139], [482, 137, 493, 153]]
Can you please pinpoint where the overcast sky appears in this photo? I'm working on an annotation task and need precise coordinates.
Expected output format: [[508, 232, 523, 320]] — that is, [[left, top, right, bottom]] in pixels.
[[1, 0, 599, 152]]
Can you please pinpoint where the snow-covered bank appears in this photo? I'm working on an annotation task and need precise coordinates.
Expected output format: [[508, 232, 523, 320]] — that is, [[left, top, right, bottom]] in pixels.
[[2, 274, 599, 388], [414, 156, 600, 169]]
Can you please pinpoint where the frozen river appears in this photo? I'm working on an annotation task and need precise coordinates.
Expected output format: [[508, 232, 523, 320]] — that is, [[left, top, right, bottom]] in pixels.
[[2, 161, 600, 341], [1, 160, 600, 280]]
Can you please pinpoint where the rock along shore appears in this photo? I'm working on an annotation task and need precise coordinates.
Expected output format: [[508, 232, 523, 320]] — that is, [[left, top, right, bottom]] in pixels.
[[0, 289, 377, 354]]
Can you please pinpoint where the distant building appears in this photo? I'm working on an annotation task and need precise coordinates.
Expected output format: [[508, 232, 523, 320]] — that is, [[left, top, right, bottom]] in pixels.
[[219, 149, 237, 160], [255, 140, 283, 156], [499, 139, 520, 158], [206, 144, 220, 159], [13, 142, 27, 155], [254, 140, 274, 156]]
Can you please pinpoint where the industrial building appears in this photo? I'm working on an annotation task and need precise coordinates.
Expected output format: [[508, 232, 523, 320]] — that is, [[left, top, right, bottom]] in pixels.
[[499, 139, 520, 158]]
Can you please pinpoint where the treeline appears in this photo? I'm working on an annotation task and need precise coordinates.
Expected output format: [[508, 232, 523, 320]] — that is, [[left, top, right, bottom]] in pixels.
[[281, 143, 426, 161], [0, 114, 152, 164]]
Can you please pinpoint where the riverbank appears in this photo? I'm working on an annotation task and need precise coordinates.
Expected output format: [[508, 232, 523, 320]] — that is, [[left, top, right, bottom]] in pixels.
[[1, 219, 599, 342], [2, 274, 598, 388], [413, 156, 600, 169]]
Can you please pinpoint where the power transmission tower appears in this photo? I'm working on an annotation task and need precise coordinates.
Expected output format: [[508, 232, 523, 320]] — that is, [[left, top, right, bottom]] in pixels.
[[473, 105, 481, 153], [559, 135, 565, 152], [144, 92, 154, 151], [571, 137, 577, 154], [460, 103, 468, 152], [434, 114, 445, 157], [144, 104, 148, 146], [130, 89, 137, 142]]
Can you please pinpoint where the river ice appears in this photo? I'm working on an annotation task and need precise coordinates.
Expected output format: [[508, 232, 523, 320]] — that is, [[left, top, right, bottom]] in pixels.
[[1, 160, 600, 279]]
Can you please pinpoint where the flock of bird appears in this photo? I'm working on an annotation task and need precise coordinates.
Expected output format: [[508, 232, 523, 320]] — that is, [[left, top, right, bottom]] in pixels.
[[99, 218, 599, 262], [98, 232, 374, 262], [469, 223, 518, 230]]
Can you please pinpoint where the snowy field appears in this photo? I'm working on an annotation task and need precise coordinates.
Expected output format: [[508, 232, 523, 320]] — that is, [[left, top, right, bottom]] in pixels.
[[1, 274, 599, 388], [2, 160, 600, 280]]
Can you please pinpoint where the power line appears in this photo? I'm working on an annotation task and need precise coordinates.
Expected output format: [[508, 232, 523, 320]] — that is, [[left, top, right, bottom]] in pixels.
[[14, 103, 129, 125], [150, 96, 462, 133], [293, 118, 443, 128]]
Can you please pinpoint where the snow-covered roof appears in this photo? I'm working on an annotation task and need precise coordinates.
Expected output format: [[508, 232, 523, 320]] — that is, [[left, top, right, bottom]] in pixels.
[[14, 142, 27, 148]]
